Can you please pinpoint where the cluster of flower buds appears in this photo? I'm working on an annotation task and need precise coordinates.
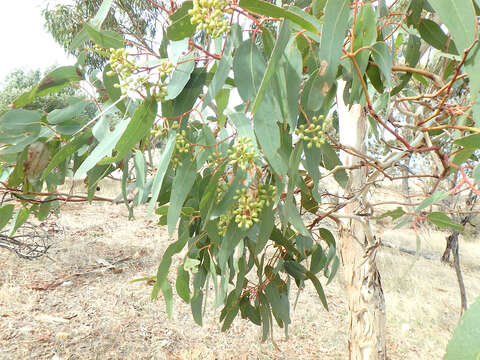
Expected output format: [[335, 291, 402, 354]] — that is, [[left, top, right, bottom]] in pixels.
[[231, 184, 276, 230], [152, 61, 174, 101], [227, 136, 258, 170], [107, 48, 173, 100], [295, 115, 332, 148], [172, 130, 191, 167], [106, 48, 145, 94], [188, 0, 232, 38]]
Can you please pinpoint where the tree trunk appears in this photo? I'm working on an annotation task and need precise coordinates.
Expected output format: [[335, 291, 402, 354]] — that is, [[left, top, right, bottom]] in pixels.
[[441, 230, 468, 316], [337, 84, 386, 360]]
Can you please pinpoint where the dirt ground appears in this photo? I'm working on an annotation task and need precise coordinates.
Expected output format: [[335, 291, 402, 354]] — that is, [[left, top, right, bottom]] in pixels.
[[0, 183, 479, 360]]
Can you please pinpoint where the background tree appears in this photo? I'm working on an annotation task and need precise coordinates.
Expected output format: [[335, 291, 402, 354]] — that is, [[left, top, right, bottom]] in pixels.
[[1, 0, 480, 359], [0, 68, 77, 116], [43, 0, 162, 69]]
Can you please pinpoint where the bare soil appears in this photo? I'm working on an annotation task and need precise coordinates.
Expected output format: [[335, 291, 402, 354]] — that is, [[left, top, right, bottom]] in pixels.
[[1, 183, 479, 360]]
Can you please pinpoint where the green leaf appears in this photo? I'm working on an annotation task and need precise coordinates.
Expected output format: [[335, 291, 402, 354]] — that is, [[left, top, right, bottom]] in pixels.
[[152, 230, 190, 300], [284, 260, 307, 281], [70, 27, 90, 50], [256, 206, 275, 255], [406, 0, 423, 26], [176, 265, 191, 303], [444, 296, 480, 360], [74, 119, 129, 178], [102, 97, 158, 164], [167, 158, 197, 235], [199, 164, 226, 220], [284, 199, 310, 237], [305, 271, 328, 310], [13, 67, 83, 108], [320, 143, 348, 188], [307, 0, 351, 110], [89, 0, 113, 29], [42, 131, 92, 180], [350, 5, 377, 101], [85, 23, 124, 49], [326, 255, 339, 285], [240, 298, 261, 325], [366, 65, 385, 94], [454, 133, 480, 148], [166, 53, 195, 100], [427, 212, 463, 231], [252, 20, 292, 115], [233, 40, 266, 102], [191, 291, 204, 326], [148, 132, 176, 215], [254, 98, 288, 176], [406, 35, 421, 67], [0, 204, 15, 232], [216, 89, 230, 127], [218, 222, 247, 271], [8, 149, 28, 187], [281, 38, 302, 129], [313, 0, 327, 16], [103, 64, 126, 113], [160, 281, 173, 318], [415, 191, 449, 212], [428, 0, 476, 52], [162, 69, 207, 119], [0, 110, 41, 138], [416, 19, 458, 54], [310, 245, 327, 274], [221, 292, 240, 332], [9, 206, 31, 236], [133, 150, 146, 204], [371, 42, 392, 87], [203, 40, 233, 108], [47, 100, 88, 125], [264, 279, 291, 329], [239, 0, 318, 33], [377, 207, 406, 220], [166, 1, 196, 41]]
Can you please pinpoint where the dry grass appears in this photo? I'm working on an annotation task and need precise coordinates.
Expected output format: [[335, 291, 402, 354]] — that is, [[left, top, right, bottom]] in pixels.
[[0, 182, 479, 360]]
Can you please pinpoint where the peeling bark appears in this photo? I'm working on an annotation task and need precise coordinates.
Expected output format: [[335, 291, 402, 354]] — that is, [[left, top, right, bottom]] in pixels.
[[337, 82, 386, 359]]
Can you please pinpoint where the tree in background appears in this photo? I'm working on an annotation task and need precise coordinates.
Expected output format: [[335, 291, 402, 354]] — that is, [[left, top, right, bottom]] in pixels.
[[43, 0, 162, 69], [0, 68, 76, 116], [1, 1, 480, 359]]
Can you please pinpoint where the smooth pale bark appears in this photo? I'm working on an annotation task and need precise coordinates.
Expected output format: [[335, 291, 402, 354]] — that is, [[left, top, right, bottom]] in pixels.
[[337, 82, 386, 360]]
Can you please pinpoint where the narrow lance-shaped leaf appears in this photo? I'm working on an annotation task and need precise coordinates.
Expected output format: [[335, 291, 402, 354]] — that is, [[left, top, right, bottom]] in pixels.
[[74, 119, 128, 178], [166, 53, 195, 100], [0, 204, 15, 232], [167, 157, 197, 235], [251, 20, 292, 115], [85, 23, 124, 50], [42, 131, 92, 179], [427, 212, 463, 231], [239, 0, 318, 33], [100, 97, 158, 164], [89, 0, 113, 29], [371, 42, 392, 87], [308, 0, 351, 110], [148, 132, 176, 216]]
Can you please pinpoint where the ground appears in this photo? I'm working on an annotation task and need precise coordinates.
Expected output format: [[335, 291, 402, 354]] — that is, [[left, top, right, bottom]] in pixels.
[[0, 182, 479, 360]]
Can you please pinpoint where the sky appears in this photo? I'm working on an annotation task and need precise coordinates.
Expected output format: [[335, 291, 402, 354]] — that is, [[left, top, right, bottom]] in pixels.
[[0, 0, 73, 84]]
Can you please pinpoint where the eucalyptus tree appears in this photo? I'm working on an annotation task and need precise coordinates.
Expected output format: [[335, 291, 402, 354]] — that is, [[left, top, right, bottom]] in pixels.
[[2, 0, 480, 359]]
